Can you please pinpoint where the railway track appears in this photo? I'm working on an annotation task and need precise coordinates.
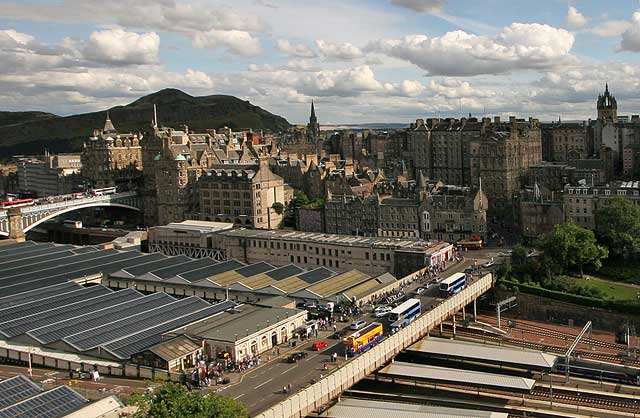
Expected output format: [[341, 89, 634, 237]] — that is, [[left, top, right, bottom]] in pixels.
[[440, 326, 640, 367], [352, 377, 640, 416], [509, 321, 628, 352]]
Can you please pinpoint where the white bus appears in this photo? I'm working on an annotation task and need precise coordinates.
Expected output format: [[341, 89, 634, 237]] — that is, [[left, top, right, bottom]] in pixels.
[[389, 298, 421, 330], [439, 272, 467, 297]]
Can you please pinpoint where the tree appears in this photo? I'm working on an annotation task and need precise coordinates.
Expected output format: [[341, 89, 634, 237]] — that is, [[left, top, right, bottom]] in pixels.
[[541, 222, 608, 277], [271, 202, 284, 215], [130, 382, 249, 418], [594, 197, 640, 259]]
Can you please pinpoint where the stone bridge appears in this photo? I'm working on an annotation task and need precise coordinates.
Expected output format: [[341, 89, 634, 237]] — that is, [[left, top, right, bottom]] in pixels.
[[0, 192, 142, 239]]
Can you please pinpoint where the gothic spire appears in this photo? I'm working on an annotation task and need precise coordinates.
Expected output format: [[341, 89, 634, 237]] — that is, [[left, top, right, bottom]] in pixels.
[[310, 100, 316, 119], [103, 111, 116, 134]]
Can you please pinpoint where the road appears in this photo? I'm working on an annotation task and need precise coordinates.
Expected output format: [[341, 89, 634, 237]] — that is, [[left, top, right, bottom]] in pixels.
[[216, 255, 491, 415]]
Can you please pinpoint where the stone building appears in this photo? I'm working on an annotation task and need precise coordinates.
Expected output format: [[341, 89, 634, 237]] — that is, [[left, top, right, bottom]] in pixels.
[[324, 193, 378, 236], [195, 158, 292, 229], [81, 113, 142, 188], [564, 180, 640, 230], [540, 120, 592, 164], [518, 185, 565, 239], [419, 183, 488, 243]]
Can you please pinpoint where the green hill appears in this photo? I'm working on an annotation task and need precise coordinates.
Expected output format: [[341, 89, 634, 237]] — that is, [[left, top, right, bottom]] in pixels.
[[0, 89, 290, 158]]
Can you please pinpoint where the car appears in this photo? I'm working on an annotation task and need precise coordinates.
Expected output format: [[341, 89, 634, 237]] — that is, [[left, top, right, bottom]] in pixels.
[[330, 330, 347, 339], [482, 261, 495, 268], [415, 287, 426, 295], [464, 266, 474, 274], [312, 341, 328, 351], [287, 352, 308, 363], [374, 306, 392, 318], [349, 319, 367, 330]]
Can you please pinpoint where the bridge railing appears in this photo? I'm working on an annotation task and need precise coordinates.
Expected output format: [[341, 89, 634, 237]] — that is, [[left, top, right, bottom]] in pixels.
[[0, 192, 139, 216], [255, 273, 493, 418]]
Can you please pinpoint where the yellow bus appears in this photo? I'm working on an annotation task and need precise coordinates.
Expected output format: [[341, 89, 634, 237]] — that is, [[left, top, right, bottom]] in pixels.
[[343, 322, 384, 356]]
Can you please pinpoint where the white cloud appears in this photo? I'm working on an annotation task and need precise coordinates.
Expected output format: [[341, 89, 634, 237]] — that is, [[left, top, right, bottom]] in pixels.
[[620, 12, 640, 52], [315, 40, 363, 60], [191, 30, 261, 56], [390, 0, 445, 13], [588, 20, 631, 37], [276, 39, 316, 58], [566, 6, 588, 29], [83, 29, 159, 65], [0, 0, 267, 56], [368, 23, 574, 76]]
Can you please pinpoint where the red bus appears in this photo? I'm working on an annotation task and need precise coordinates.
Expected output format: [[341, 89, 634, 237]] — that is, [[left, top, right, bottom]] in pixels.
[[1, 198, 35, 208], [457, 236, 483, 250]]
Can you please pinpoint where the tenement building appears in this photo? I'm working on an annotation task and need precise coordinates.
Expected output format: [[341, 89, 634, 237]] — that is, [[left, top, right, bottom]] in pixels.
[[398, 116, 541, 210], [540, 120, 592, 164], [195, 158, 292, 229], [81, 113, 142, 188], [563, 180, 640, 230], [419, 184, 488, 243]]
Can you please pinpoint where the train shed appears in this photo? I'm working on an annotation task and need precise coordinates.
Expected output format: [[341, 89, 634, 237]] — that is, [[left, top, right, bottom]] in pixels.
[[324, 398, 509, 418]]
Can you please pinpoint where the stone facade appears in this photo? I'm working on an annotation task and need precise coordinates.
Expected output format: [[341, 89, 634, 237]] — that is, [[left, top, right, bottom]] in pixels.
[[540, 121, 592, 164], [324, 193, 378, 236], [15, 153, 82, 197], [81, 114, 142, 188], [196, 158, 291, 229], [564, 180, 640, 230]]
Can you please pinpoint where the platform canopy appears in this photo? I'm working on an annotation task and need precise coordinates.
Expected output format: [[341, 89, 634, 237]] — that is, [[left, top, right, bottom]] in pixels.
[[408, 338, 557, 371], [324, 398, 509, 418]]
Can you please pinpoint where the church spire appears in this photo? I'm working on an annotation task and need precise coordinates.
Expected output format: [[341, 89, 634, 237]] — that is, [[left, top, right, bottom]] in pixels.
[[310, 100, 316, 119], [103, 111, 116, 134]]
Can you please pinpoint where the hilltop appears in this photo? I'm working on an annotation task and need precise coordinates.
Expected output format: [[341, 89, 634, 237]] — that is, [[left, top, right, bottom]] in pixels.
[[0, 89, 290, 157]]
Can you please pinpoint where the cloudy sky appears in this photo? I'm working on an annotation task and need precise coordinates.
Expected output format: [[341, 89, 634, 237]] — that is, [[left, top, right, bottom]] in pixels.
[[2, 0, 640, 124]]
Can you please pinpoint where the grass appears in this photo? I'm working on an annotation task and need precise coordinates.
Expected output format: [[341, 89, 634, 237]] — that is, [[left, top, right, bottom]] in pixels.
[[595, 258, 640, 285], [566, 275, 640, 302]]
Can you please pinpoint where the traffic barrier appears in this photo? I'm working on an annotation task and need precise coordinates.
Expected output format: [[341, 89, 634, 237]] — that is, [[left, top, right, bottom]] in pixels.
[[255, 273, 493, 418]]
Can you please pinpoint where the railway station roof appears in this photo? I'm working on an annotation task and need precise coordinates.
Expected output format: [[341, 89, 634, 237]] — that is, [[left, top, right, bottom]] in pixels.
[[378, 361, 535, 393], [408, 338, 558, 370], [324, 398, 509, 418]]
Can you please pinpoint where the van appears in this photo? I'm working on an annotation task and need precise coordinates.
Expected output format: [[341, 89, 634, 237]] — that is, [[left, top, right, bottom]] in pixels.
[[374, 307, 391, 318], [349, 320, 367, 330]]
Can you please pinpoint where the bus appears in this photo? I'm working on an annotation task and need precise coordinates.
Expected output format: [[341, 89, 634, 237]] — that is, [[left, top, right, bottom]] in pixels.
[[90, 187, 117, 196], [343, 322, 383, 356], [388, 298, 421, 329], [439, 272, 467, 297], [457, 236, 483, 250], [1, 198, 35, 209]]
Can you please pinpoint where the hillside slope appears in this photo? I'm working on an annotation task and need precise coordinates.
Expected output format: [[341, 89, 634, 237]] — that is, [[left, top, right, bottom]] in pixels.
[[0, 89, 290, 157]]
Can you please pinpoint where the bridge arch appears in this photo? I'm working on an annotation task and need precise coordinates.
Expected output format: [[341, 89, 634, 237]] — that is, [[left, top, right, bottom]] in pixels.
[[22, 202, 141, 233]]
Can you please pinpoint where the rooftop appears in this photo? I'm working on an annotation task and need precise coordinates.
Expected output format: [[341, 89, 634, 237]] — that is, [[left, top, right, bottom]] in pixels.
[[220, 228, 438, 252], [159, 220, 235, 233], [324, 398, 508, 418], [408, 338, 557, 370]]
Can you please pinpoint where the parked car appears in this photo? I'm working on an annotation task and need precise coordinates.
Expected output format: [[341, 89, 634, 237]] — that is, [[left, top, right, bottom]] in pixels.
[[287, 352, 308, 363], [374, 306, 392, 318], [349, 319, 367, 330], [415, 287, 426, 295], [312, 341, 328, 351]]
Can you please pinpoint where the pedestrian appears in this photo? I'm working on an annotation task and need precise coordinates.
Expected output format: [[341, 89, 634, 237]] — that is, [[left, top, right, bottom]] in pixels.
[[288, 383, 292, 392], [283, 385, 287, 394]]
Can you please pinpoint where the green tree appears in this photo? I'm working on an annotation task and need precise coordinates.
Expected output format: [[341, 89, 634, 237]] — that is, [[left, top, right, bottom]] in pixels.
[[271, 202, 284, 215], [131, 382, 248, 418], [594, 197, 640, 259], [542, 222, 608, 277], [511, 244, 528, 269]]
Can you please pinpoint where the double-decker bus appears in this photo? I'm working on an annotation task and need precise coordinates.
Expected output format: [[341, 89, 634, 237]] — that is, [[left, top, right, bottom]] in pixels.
[[388, 298, 421, 332], [439, 272, 467, 297], [1, 198, 35, 209], [89, 187, 117, 196], [457, 236, 483, 250], [343, 322, 383, 356]]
